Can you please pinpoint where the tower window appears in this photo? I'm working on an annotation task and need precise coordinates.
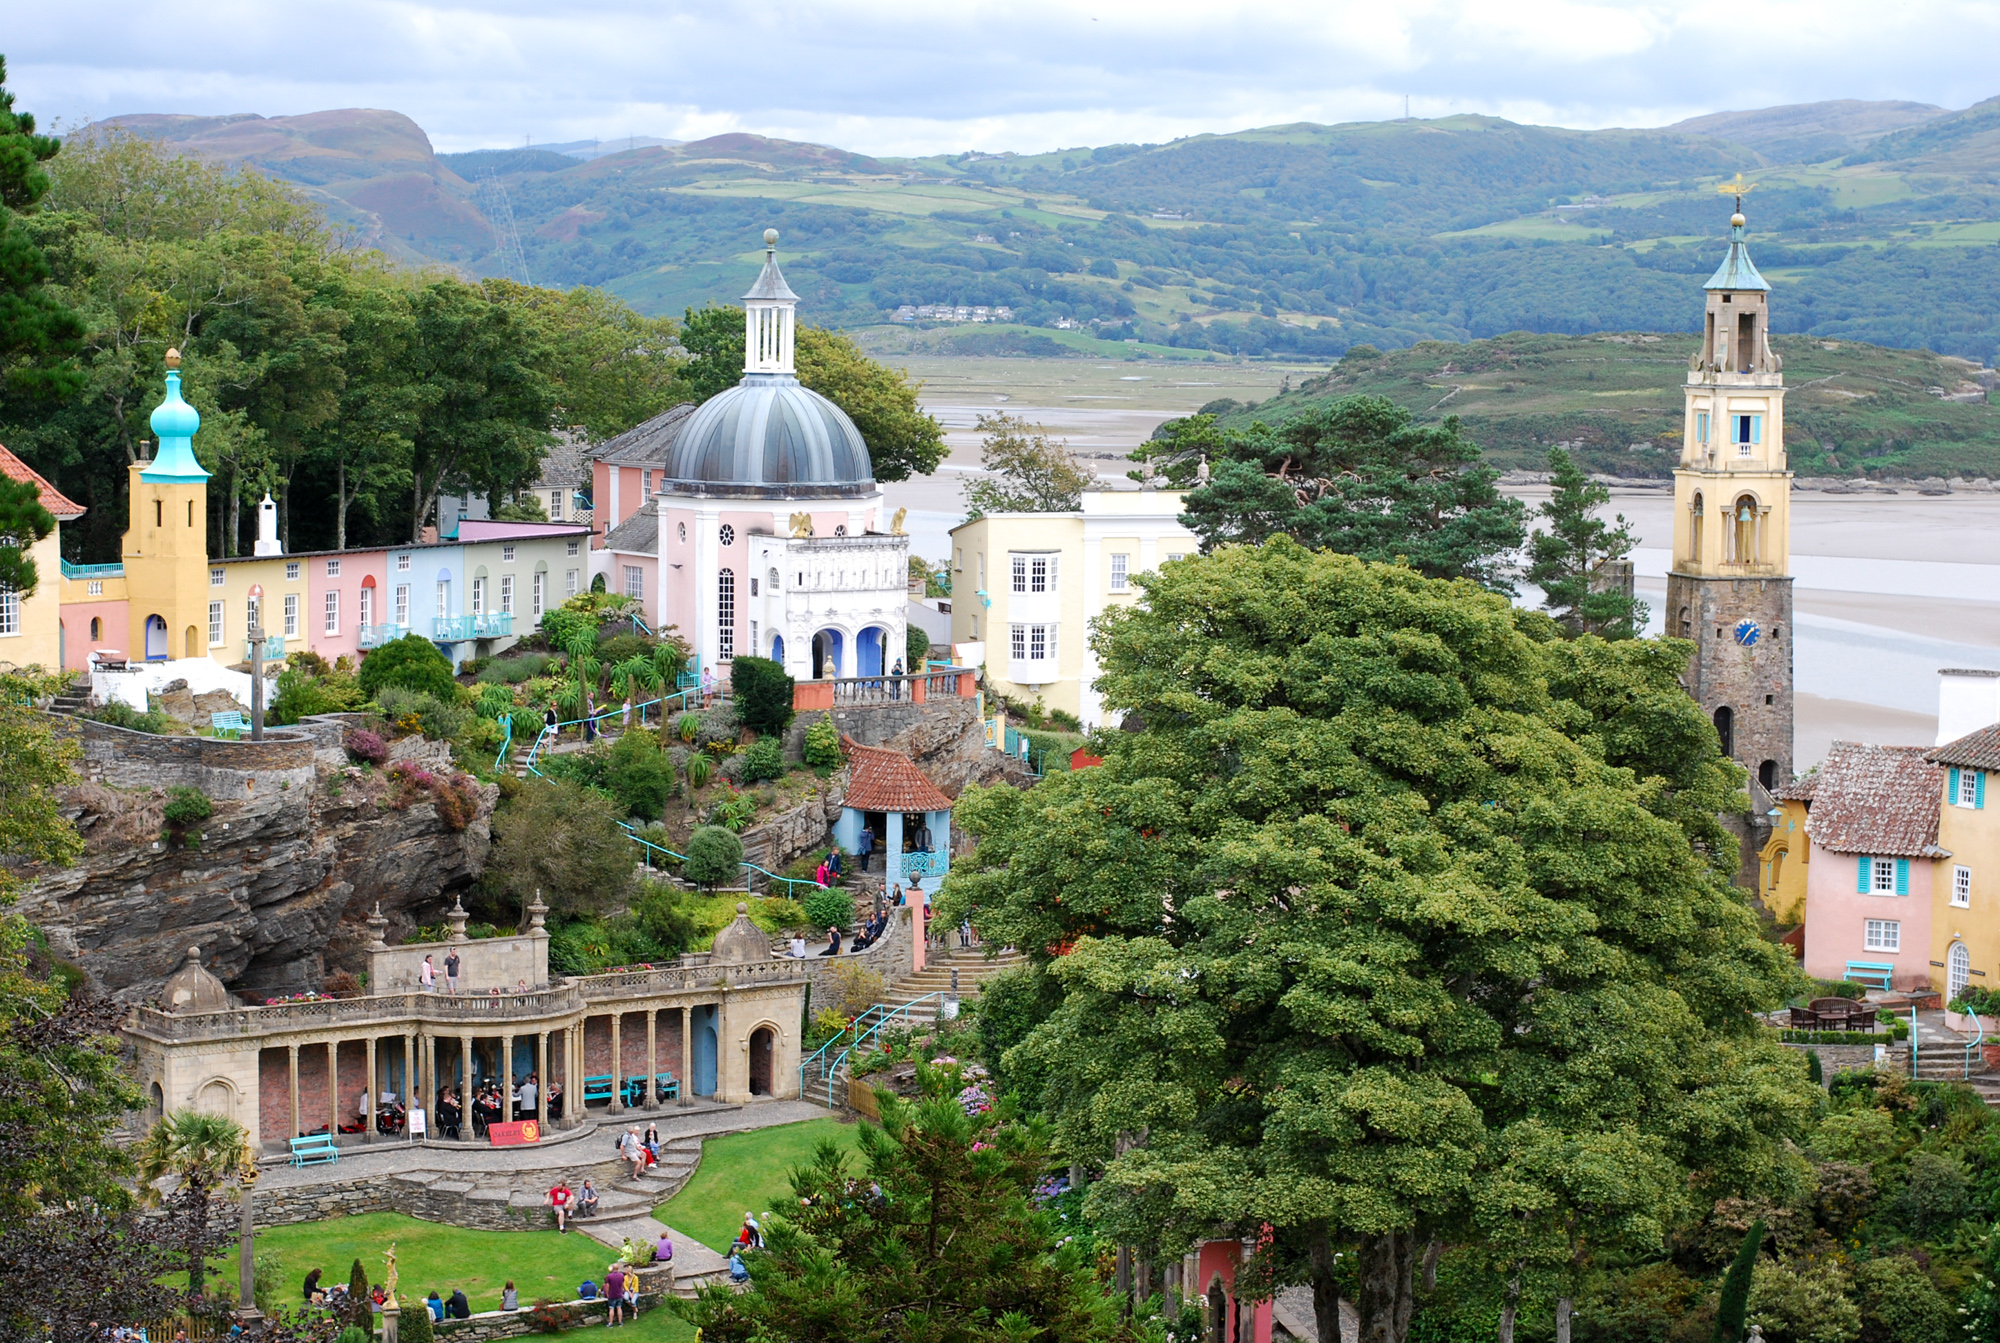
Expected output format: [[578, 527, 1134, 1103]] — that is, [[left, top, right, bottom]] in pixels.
[[1713, 705, 1734, 758], [1758, 760, 1777, 791], [155, 501, 162, 527], [1735, 414, 1760, 448], [718, 568, 735, 659], [1731, 496, 1759, 565]]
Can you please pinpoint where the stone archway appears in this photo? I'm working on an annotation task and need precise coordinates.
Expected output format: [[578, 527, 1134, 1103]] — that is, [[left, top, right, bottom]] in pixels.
[[749, 1026, 775, 1096], [812, 628, 846, 679], [145, 615, 168, 661]]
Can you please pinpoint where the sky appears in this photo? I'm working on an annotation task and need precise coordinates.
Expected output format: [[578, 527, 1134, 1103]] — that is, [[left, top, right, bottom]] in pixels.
[[10, 0, 2000, 157]]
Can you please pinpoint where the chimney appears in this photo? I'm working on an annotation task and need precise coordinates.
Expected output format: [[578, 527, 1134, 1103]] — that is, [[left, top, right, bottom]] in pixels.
[[253, 492, 282, 557], [1936, 668, 2000, 746]]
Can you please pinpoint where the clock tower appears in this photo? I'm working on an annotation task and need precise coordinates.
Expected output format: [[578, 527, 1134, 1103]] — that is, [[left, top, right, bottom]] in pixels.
[[1666, 193, 1794, 804]]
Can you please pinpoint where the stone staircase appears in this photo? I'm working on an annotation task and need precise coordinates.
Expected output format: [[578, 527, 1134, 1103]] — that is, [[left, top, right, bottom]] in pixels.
[[802, 947, 1028, 1108], [1888, 1042, 2000, 1101], [50, 676, 92, 716]]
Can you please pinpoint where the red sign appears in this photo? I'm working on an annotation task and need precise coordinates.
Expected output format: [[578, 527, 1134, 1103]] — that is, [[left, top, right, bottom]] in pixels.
[[488, 1120, 540, 1146]]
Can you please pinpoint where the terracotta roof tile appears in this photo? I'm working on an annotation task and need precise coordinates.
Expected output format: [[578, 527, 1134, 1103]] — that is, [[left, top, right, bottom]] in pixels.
[[841, 738, 953, 813], [0, 444, 83, 519], [1803, 741, 1945, 858], [1773, 772, 1818, 803], [1927, 723, 2000, 773]]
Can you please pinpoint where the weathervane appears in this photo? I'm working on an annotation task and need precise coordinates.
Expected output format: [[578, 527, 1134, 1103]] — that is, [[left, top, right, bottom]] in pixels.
[[1715, 173, 1759, 213]]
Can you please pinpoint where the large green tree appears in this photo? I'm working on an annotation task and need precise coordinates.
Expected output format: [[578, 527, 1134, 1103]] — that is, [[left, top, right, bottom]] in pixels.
[[0, 57, 83, 400], [940, 540, 1816, 1343], [1137, 398, 1527, 589], [1526, 446, 1646, 638], [962, 412, 1091, 517]]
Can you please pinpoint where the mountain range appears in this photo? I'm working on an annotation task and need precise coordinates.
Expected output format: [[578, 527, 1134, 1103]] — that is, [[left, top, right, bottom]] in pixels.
[[83, 97, 2000, 364]]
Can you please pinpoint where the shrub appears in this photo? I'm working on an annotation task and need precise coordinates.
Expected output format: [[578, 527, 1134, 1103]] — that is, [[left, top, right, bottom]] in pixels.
[[359, 633, 459, 701], [402, 1297, 435, 1343], [803, 712, 842, 769], [1893, 1151, 1971, 1235], [741, 735, 785, 783], [706, 789, 758, 832], [336, 1327, 369, 1343], [162, 786, 213, 849], [686, 754, 713, 790], [344, 729, 388, 766], [1852, 1255, 1954, 1343], [906, 623, 930, 669], [684, 824, 743, 889], [268, 662, 364, 724], [732, 655, 794, 736], [1716, 1220, 1764, 1343], [83, 699, 178, 734], [1747, 1254, 1859, 1343], [803, 884, 855, 931], [676, 712, 702, 743], [487, 778, 638, 919], [605, 729, 677, 818], [820, 958, 884, 1018], [376, 686, 473, 744], [633, 883, 700, 957], [474, 682, 516, 720], [1817, 979, 1869, 1000]]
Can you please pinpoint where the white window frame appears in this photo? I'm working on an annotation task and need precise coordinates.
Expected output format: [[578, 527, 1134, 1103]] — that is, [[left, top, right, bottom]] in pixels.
[[1110, 553, 1129, 591], [437, 582, 450, 618], [471, 576, 486, 615], [1871, 857, 1897, 894], [718, 569, 735, 658], [624, 566, 643, 598], [1864, 919, 1901, 953], [326, 558, 341, 577], [500, 574, 514, 614], [532, 571, 545, 616], [396, 553, 411, 573], [284, 593, 299, 637], [549, 491, 564, 520], [208, 600, 224, 647], [359, 585, 374, 629], [209, 567, 225, 587], [503, 545, 516, 562], [394, 585, 409, 628], [567, 539, 580, 557], [566, 569, 579, 597], [246, 596, 260, 635], [0, 588, 17, 638], [1960, 771, 1980, 807], [1954, 865, 1973, 908], [323, 589, 340, 635], [1012, 555, 1026, 594], [87, 580, 102, 597], [286, 561, 301, 581]]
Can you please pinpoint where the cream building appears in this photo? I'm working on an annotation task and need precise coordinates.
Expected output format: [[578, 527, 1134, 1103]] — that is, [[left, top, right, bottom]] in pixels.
[[948, 488, 1198, 728]]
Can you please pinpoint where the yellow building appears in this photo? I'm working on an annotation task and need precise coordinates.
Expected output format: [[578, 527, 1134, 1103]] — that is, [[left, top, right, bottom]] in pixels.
[[948, 489, 1199, 727], [0, 445, 86, 672], [123, 351, 215, 662], [1926, 728, 2000, 1005], [1759, 791, 1811, 924]]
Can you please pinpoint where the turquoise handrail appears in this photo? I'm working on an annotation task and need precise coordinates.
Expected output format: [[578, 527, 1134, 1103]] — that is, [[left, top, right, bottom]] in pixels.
[[615, 821, 822, 894], [1967, 1007, 1986, 1080], [800, 992, 948, 1106], [492, 712, 513, 773]]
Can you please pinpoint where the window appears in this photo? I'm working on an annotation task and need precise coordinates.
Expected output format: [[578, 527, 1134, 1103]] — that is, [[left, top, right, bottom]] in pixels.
[[718, 569, 735, 658], [396, 553, 410, 573], [1010, 623, 1057, 662], [1870, 857, 1900, 894], [623, 566, 643, 598], [210, 567, 225, 587], [769, 567, 781, 591], [326, 558, 341, 577], [470, 576, 486, 615], [358, 586, 373, 628], [392, 586, 407, 628], [1951, 942, 1972, 1001], [502, 545, 516, 562], [436, 582, 449, 618], [1165, 553, 1186, 563], [750, 575, 759, 596], [642, 470, 653, 501], [532, 571, 545, 617], [750, 619, 758, 657], [566, 569, 579, 598], [677, 521, 686, 543], [566, 539, 580, 557], [549, 491, 563, 520], [208, 600, 223, 646], [977, 553, 985, 588], [500, 575, 514, 614], [323, 590, 339, 634], [1956, 768, 1984, 808], [0, 589, 21, 637], [1696, 411, 1710, 446], [287, 561, 301, 580], [284, 593, 299, 637], [89, 616, 100, 640], [1735, 414, 1761, 451], [87, 580, 102, 596], [1110, 554, 1129, 591], [1864, 919, 1901, 953], [1955, 866, 1973, 907], [720, 524, 736, 546], [246, 596, 260, 634]]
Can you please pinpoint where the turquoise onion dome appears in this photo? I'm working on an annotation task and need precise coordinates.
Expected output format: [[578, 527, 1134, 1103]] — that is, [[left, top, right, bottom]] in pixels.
[[144, 349, 210, 483]]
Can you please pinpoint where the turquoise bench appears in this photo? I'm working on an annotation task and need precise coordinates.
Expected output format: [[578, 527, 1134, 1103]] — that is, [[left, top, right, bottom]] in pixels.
[[1845, 960, 1895, 991], [653, 1072, 679, 1102], [210, 711, 250, 739], [288, 1133, 338, 1167], [582, 1075, 615, 1105]]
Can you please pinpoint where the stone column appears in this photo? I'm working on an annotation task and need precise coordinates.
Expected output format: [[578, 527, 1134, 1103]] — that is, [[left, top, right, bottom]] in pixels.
[[501, 1032, 515, 1120], [610, 1013, 623, 1112], [364, 1037, 377, 1140], [460, 1031, 474, 1103], [404, 1032, 417, 1109], [537, 1032, 549, 1133], [646, 1010, 658, 1109], [286, 1044, 300, 1139], [716, 990, 728, 1103], [680, 1007, 692, 1107], [326, 1041, 339, 1137]]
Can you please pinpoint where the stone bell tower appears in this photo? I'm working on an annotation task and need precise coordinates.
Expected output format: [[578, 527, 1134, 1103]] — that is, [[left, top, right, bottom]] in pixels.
[[1666, 188, 1795, 810]]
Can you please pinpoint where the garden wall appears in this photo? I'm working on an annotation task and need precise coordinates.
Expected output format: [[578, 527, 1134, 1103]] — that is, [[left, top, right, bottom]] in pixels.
[[423, 1285, 670, 1343], [255, 1160, 635, 1231], [1781, 1040, 1883, 1082]]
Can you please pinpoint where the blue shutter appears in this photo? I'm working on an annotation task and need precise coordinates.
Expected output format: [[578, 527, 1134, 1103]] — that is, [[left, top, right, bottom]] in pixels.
[[1751, 414, 1763, 444], [1979, 772, 1987, 809], [1858, 856, 1870, 893], [1951, 768, 1962, 805], [1896, 859, 1910, 895]]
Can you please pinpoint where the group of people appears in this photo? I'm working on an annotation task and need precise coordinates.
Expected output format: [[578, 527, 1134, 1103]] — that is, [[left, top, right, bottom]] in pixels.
[[301, 1270, 389, 1312], [619, 1123, 665, 1178], [416, 950, 463, 994], [576, 1263, 638, 1326], [423, 1290, 473, 1321], [545, 1177, 601, 1231]]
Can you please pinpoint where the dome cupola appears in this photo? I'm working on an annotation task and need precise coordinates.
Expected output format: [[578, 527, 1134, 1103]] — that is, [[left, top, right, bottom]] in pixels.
[[144, 348, 210, 483]]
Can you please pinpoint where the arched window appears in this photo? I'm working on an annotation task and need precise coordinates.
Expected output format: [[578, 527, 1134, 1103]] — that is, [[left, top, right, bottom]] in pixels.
[[1689, 492, 1704, 561], [89, 616, 101, 640], [1732, 495, 1759, 565], [1678, 606, 1691, 638], [1759, 759, 1777, 792], [1714, 705, 1734, 758], [717, 569, 735, 659]]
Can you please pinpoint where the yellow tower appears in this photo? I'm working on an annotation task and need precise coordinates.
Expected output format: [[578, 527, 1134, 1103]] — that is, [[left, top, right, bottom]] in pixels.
[[1667, 191, 1794, 798], [124, 349, 212, 661]]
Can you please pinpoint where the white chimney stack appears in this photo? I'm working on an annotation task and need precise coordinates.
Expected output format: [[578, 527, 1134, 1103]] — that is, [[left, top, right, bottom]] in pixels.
[[254, 492, 282, 557], [1936, 668, 2000, 746]]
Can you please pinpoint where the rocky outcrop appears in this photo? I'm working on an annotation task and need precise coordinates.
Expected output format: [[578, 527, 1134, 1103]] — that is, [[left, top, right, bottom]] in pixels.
[[20, 713, 496, 1003], [785, 692, 1032, 798]]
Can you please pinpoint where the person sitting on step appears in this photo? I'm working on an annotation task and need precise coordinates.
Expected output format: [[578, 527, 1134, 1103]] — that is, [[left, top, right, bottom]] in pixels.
[[577, 1179, 599, 1218]]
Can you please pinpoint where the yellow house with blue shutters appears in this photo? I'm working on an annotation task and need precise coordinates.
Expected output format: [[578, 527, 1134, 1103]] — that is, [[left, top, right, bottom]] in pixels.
[[1926, 726, 2000, 1005]]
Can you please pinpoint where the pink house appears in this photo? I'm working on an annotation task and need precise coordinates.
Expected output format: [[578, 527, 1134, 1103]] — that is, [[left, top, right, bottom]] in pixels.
[[1797, 741, 1947, 991], [1183, 1239, 1274, 1343], [304, 549, 390, 664], [590, 404, 696, 546]]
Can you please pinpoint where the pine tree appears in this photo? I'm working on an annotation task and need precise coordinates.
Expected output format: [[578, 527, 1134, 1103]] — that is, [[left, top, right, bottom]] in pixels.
[[1526, 447, 1646, 638], [0, 57, 83, 398], [1714, 1220, 1765, 1343]]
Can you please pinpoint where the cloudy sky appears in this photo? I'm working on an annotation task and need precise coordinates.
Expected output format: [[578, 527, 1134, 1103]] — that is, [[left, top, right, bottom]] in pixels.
[[10, 0, 1999, 156]]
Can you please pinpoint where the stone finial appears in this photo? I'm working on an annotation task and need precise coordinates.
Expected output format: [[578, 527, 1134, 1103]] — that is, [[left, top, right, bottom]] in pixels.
[[527, 892, 549, 932], [162, 945, 229, 1014], [365, 902, 390, 951], [447, 894, 470, 944]]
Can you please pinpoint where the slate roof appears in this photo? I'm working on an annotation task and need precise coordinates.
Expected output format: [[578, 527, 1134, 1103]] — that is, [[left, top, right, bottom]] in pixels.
[[601, 501, 658, 555], [842, 738, 953, 813], [1928, 723, 2000, 772], [593, 403, 697, 468], [1803, 741, 1947, 858], [744, 252, 799, 302], [0, 444, 84, 519]]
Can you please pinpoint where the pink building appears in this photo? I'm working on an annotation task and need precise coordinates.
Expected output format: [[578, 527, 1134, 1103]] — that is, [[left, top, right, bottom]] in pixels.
[[1796, 741, 1947, 991], [303, 548, 390, 664], [1183, 1239, 1274, 1343]]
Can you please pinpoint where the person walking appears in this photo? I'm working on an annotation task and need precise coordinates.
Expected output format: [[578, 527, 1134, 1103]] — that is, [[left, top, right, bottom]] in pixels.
[[419, 955, 436, 993], [856, 825, 874, 872], [443, 948, 460, 996], [604, 1265, 626, 1327], [549, 1180, 574, 1233], [544, 704, 558, 743]]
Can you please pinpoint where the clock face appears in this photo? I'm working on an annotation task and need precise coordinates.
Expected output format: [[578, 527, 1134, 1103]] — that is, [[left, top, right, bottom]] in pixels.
[[1734, 619, 1761, 647]]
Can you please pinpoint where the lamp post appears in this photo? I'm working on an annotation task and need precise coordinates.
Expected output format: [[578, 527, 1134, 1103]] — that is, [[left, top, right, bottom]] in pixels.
[[249, 622, 266, 741]]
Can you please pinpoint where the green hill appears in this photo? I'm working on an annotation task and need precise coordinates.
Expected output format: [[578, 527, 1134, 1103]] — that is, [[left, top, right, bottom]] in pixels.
[[1204, 332, 2000, 480]]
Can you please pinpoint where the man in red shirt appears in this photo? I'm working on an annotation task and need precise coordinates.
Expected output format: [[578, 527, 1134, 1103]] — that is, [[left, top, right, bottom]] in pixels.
[[549, 1181, 573, 1233]]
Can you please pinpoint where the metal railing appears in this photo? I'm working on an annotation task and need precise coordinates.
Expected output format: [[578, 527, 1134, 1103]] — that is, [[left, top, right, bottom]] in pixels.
[[61, 559, 125, 579], [358, 622, 407, 649], [1965, 1008, 1987, 1079], [616, 819, 824, 895], [243, 635, 285, 662], [432, 613, 514, 641], [800, 992, 948, 1107]]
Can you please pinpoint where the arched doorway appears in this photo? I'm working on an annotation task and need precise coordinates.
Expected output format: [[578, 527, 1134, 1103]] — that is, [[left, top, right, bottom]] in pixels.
[[856, 626, 886, 678], [149, 1081, 165, 1124], [771, 633, 785, 665], [1713, 705, 1734, 758], [749, 1027, 774, 1096], [145, 615, 168, 661], [1207, 1277, 1228, 1343], [693, 1005, 719, 1096], [184, 625, 199, 658], [1951, 942, 1972, 1003], [1759, 759, 1777, 791], [811, 628, 845, 679]]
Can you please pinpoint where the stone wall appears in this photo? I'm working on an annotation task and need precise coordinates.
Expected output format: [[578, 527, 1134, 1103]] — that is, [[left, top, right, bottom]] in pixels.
[[795, 904, 915, 1005], [1781, 1040, 1883, 1081], [429, 1296, 661, 1343], [254, 1158, 634, 1230], [785, 692, 1030, 799]]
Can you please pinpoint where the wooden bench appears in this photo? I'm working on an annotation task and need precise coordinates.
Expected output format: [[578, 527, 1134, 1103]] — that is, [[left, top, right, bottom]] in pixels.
[[1845, 960, 1895, 991], [210, 711, 250, 739], [581, 1075, 615, 1105], [288, 1134, 338, 1167], [653, 1072, 679, 1102]]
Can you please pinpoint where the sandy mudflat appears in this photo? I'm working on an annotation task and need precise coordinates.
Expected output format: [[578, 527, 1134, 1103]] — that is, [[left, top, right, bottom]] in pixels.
[[1798, 694, 1939, 763]]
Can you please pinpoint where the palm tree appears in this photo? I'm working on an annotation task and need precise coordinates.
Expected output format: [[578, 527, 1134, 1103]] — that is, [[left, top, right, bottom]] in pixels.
[[610, 655, 662, 724], [137, 1109, 256, 1296]]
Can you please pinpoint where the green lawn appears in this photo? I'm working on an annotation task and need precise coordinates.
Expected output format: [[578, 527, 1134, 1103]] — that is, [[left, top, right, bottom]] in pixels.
[[655, 1117, 863, 1252]]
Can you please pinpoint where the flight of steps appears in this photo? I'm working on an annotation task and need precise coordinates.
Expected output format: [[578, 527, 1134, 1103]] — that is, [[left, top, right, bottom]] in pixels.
[[1887, 1042, 2000, 1101], [803, 947, 1028, 1107], [49, 676, 92, 716]]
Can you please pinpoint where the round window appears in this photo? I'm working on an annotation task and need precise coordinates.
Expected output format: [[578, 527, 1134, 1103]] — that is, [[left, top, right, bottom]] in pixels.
[[834, 523, 848, 537], [719, 524, 736, 546], [677, 522, 687, 542]]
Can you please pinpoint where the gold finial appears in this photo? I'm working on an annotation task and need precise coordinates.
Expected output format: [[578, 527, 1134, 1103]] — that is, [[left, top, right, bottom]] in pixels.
[[164, 348, 182, 370]]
